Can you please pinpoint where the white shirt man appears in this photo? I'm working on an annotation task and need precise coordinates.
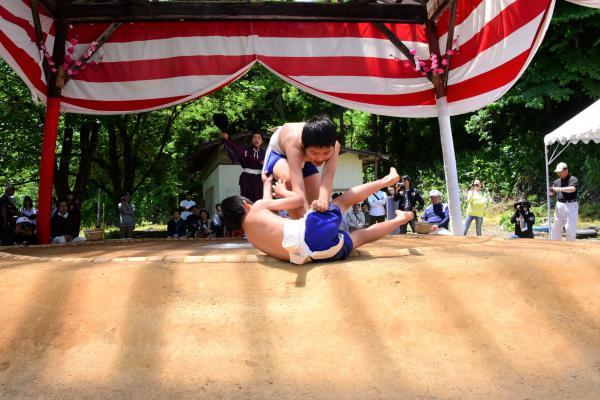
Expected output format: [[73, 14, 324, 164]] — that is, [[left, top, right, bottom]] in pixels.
[[180, 192, 196, 221], [367, 190, 387, 225]]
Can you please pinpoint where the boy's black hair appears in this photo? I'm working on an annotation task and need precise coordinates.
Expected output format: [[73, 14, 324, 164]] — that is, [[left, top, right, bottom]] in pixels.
[[172, 208, 181, 215], [220, 195, 251, 231], [213, 113, 229, 131], [301, 115, 337, 148]]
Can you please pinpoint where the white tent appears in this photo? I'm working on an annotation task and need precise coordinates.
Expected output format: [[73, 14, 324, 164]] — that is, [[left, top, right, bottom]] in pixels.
[[543, 99, 600, 236]]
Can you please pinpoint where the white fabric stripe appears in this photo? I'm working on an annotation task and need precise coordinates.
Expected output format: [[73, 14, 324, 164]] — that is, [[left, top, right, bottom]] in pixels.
[[253, 36, 429, 60], [565, 0, 600, 8], [72, 35, 255, 63], [60, 62, 256, 115], [0, 14, 43, 62], [289, 75, 430, 95], [260, 61, 437, 118], [447, 82, 514, 116], [2, 0, 53, 34], [447, 13, 542, 84], [62, 73, 248, 101], [439, 0, 519, 52]]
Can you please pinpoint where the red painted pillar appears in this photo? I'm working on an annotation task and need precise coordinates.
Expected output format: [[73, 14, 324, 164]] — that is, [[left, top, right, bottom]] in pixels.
[[37, 97, 61, 244]]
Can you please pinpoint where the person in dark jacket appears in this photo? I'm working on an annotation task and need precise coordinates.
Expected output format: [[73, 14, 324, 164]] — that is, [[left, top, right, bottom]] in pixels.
[[392, 175, 424, 234], [510, 197, 535, 239], [1, 184, 18, 245], [51, 200, 84, 244], [215, 113, 266, 202], [168, 209, 187, 238]]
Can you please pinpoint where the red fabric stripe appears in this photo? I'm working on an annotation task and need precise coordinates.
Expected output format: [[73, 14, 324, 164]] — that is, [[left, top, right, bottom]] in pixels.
[[447, 50, 528, 102], [0, 29, 47, 95], [62, 63, 251, 112], [448, 0, 549, 71], [259, 55, 423, 79], [74, 54, 255, 82], [23, 0, 51, 18], [71, 21, 255, 43], [253, 21, 427, 42], [320, 88, 436, 107], [0, 4, 38, 43]]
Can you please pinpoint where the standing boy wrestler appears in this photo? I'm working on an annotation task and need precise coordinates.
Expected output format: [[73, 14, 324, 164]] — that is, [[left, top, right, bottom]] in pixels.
[[263, 116, 340, 218]]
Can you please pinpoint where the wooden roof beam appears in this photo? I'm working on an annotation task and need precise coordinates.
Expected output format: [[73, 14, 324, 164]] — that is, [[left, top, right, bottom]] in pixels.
[[62, 1, 427, 24]]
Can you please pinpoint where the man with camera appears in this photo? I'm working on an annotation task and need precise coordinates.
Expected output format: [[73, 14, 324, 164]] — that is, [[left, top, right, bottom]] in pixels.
[[548, 162, 579, 241], [510, 198, 535, 239], [390, 175, 424, 234]]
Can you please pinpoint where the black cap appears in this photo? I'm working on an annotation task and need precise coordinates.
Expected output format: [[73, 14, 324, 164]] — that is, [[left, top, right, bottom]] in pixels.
[[513, 197, 531, 209], [401, 175, 411, 181]]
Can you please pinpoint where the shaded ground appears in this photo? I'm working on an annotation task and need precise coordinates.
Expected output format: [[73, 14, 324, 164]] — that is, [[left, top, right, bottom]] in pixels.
[[1, 236, 599, 399]]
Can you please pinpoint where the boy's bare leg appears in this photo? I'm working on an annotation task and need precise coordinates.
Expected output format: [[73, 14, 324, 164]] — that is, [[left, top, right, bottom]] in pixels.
[[332, 167, 400, 214], [350, 210, 413, 248]]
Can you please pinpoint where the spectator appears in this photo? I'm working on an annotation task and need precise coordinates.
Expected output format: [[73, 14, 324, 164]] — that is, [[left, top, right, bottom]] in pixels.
[[422, 189, 450, 235], [361, 202, 370, 226], [463, 179, 488, 236], [197, 209, 212, 238], [118, 192, 135, 238], [20, 195, 37, 223], [211, 203, 224, 238], [186, 206, 201, 237], [1, 184, 18, 245], [510, 197, 535, 239], [14, 216, 37, 245], [51, 199, 85, 244], [167, 209, 187, 238], [180, 191, 196, 221], [346, 203, 366, 232], [66, 190, 81, 236], [392, 175, 424, 234], [549, 162, 579, 241], [367, 188, 387, 225], [218, 113, 266, 202]]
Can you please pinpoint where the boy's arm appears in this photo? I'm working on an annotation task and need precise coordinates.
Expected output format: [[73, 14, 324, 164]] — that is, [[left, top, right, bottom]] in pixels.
[[315, 141, 341, 210], [259, 177, 306, 212]]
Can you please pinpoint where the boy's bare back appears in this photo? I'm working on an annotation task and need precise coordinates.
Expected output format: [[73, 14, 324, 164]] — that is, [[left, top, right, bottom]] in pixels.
[[242, 202, 290, 261]]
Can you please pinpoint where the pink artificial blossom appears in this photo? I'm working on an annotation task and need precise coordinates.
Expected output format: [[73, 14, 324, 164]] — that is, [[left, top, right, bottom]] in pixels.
[[409, 48, 416, 55], [51, 67, 57, 73], [70, 38, 78, 46], [441, 58, 448, 66], [65, 54, 73, 63], [75, 60, 82, 67], [446, 49, 454, 56], [67, 46, 75, 54], [419, 61, 426, 67]]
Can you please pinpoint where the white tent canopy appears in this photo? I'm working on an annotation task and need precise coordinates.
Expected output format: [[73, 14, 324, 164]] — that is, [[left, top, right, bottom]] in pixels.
[[544, 99, 600, 146], [544, 99, 600, 238]]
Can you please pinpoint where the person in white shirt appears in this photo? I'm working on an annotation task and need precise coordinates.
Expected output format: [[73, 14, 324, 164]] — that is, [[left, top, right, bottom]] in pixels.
[[367, 189, 387, 225], [179, 191, 196, 221]]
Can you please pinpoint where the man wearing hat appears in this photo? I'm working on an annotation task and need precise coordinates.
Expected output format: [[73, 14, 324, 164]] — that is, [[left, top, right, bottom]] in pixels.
[[392, 175, 424, 234], [548, 162, 579, 241], [421, 189, 450, 234], [510, 198, 535, 239]]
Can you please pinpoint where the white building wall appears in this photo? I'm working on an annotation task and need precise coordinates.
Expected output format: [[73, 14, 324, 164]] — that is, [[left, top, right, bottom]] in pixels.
[[331, 152, 363, 190], [218, 165, 244, 202]]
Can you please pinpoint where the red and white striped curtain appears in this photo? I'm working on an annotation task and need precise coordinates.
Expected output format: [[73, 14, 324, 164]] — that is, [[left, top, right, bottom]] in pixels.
[[1, 0, 555, 117]]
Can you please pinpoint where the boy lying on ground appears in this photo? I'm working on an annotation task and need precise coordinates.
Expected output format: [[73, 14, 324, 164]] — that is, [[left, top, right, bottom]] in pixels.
[[221, 168, 413, 264]]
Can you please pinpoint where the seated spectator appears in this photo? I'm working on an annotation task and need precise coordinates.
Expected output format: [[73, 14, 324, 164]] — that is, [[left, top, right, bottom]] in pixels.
[[422, 189, 450, 235], [510, 197, 535, 239], [118, 192, 135, 238], [20, 195, 37, 223], [14, 216, 37, 245], [51, 199, 85, 244], [168, 209, 187, 238], [332, 192, 349, 231], [180, 191, 196, 221], [361, 202, 370, 227], [186, 206, 202, 238], [211, 203, 224, 238], [197, 209, 212, 238], [346, 203, 366, 232]]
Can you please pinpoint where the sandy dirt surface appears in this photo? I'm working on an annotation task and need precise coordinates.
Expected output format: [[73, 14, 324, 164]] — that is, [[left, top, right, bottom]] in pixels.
[[1, 236, 599, 399]]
